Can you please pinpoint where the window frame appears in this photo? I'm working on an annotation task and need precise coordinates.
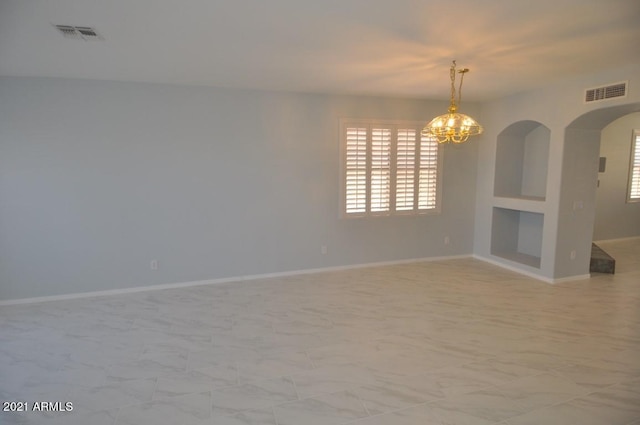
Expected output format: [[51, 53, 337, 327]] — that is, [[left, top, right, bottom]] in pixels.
[[627, 129, 640, 203], [340, 119, 443, 218]]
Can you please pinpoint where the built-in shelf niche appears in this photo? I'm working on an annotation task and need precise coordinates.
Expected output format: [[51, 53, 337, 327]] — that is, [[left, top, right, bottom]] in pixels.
[[494, 120, 550, 201], [491, 207, 543, 269]]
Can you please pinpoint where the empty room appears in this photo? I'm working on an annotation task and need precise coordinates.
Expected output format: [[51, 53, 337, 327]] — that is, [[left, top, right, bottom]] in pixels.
[[1, 1, 640, 424]]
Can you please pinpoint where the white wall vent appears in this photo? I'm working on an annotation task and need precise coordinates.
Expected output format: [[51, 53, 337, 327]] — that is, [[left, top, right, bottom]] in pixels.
[[54, 25, 103, 41], [584, 81, 627, 103]]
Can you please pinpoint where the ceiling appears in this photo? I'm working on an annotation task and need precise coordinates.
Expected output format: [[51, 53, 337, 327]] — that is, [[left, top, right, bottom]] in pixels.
[[1, 0, 639, 101]]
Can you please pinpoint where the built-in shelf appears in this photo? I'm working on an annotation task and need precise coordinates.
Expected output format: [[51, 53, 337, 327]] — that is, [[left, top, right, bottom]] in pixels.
[[494, 121, 550, 201], [491, 250, 542, 269], [504, 195, 545, 202], [493, 196, 546, 213], [491, 207, 543, 269]]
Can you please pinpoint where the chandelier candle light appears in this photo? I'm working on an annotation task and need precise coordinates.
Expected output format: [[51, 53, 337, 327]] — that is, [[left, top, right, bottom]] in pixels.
[[422, 60, 483, 144]]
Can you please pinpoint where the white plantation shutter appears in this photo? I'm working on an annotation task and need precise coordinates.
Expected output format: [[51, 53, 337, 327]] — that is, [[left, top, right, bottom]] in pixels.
[[370, 129, 391, 212], [396, 129, 416, 211], [342, 120, 441, 217], [345, 127, 367, 214], [629, 131, 640, 202], [419, 134, 439, 209]]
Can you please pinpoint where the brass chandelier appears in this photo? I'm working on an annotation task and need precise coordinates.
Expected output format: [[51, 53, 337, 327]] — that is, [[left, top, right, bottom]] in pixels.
[[422, 60, 483, 144]]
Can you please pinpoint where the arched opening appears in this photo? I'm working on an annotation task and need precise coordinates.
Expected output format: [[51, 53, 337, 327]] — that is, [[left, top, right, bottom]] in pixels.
[[593, 111, 640, 241], [556, 103, 640, 278]]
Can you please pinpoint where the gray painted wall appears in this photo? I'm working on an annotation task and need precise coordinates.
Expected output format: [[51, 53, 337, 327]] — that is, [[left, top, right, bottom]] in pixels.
[[517, 211, 544, 258], [521, 125, 550, 199], [555, 128, 601, 278], [0, 77, 479, 301], [593, 112, 640, 240]]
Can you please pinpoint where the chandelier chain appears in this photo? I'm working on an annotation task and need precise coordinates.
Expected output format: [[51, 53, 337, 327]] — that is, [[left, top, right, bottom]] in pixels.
[[458, 68, 465, 106], [449, 61, 457, 110]]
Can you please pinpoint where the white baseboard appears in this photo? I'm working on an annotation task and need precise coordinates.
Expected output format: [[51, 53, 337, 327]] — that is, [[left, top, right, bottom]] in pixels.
[[550, 274, 592, 284], [0, 276, 241, 306], [473, 254, 554, 283], [0, 254, 471, 306], [473, 254, 593, 284], [594, 235, 640, 243]]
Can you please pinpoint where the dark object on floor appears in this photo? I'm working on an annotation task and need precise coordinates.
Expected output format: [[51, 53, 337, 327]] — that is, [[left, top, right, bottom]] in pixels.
[[590, 243, 615, 274]]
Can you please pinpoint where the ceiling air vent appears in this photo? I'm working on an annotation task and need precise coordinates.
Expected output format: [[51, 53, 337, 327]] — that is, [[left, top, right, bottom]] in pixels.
[[584, 81, 627, 103], [54, 25, 103, 41]]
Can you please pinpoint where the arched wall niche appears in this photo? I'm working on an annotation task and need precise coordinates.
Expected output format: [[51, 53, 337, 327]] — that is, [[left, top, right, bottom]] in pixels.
[[490, 120, 550, 270], [494, 120, 551, 200]]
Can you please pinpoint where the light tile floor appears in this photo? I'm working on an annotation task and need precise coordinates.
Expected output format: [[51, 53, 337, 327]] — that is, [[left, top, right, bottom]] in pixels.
[[1, 238, 639, 425]]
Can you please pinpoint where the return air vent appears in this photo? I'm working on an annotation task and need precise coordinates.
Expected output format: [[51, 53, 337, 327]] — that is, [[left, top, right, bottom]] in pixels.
[[584, 81, 627, 103], [54, 25, 103, 41]]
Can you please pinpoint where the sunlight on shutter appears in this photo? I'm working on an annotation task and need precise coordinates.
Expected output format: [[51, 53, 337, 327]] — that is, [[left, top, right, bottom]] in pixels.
[[396, 129, 416, 211], [371, 128, 391, 212], [342, 120, 441, 217], [630, 134, 640, 200], [419, 135, 439, 210], [345, 127, 367, 213]]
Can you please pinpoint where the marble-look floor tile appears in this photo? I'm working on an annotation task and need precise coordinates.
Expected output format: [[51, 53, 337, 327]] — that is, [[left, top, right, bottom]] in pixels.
[[351, 381, 431, 416], [0, 408, 118, 425], [415, 362, 533, 399], [292, 363, 378, 399], [187, 346, 246, 372], [504, 398, 640, 425], [49, 409, 118, 425], [587, 348, 640, 375], [505, 380, 640, 425], [570, 380, 640, 419], [236, 350, 313, 383], [550, 363, 636, 389], [460, 357, 543, 383], [67, 378, 156, 412], [306, 342, 368, 368], [1, 238, 639, 425], [154, 365, 238, 398], [425, 388, 525, 422], [107, 357, 187, 381], [493, 350, 575, 372], [116, 391, 211, 425], [345, 401, 496, 425], [274, 390, 369, 425], [210, 407, 278, 425], [210, 376, 298, 417], [489, 372, 591, 414]]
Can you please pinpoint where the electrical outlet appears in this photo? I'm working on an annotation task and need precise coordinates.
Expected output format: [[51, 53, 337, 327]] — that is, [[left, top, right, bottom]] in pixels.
[[570, 250, 576, 260], [444, 236, 450, 245], [321, 245, 327, 255], [150, 259, 158, 270]]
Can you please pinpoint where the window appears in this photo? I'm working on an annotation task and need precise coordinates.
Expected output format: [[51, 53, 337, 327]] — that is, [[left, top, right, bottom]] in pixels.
[[628, 130, 640, 202], [341, 119, 441, 217]]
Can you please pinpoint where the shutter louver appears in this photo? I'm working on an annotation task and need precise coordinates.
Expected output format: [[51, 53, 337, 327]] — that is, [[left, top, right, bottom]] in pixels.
[[630, 134, 640, 200], [345, 127, 367, 213], [370, 129, 391, 212], [396, 129, 416, 211], [419, 134, 439, 210]]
